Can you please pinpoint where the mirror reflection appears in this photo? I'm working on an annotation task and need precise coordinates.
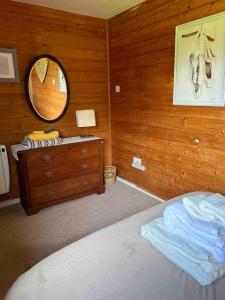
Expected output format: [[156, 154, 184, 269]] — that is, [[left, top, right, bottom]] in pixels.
[[28, 57, 68, 122]]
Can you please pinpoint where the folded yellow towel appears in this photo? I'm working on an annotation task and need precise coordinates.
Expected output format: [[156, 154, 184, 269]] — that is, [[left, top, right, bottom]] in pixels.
[[26, 131, 59, 141]]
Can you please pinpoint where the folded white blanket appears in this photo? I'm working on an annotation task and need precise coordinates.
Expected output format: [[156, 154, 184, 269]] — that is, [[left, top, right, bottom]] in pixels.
[[141, 217, 225, 286], [183, 193, 225, 225]]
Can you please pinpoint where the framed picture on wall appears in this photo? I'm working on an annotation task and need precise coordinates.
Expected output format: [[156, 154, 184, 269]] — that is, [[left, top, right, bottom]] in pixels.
[[0, 48, 20, 83], [173, 12, 225, 106]]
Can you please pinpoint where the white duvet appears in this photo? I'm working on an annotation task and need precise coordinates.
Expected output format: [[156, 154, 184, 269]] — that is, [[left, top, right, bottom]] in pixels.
[[5, 192, 225, 300]]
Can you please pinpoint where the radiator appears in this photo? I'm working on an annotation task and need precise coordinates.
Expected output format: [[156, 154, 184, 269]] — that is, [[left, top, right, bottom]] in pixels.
[[0, 145, 10, 194]]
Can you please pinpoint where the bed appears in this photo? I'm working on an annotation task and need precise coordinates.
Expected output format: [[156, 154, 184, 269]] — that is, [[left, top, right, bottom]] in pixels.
[[5, 192, 225, 300]]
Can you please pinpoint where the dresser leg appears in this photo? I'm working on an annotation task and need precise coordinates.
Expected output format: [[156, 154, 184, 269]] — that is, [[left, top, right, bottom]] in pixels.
[[20, 199, 39, 215], [25, 207, 39, 216], [97, 187, 105, 194]]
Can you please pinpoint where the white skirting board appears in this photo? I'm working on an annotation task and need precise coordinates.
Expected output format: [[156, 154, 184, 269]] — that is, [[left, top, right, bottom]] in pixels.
[[117, 176, 165, 202], [0, 197, 20, 208]]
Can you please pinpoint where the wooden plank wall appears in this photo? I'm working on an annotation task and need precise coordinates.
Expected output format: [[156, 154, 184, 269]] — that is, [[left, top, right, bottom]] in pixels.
[[108, 0, 225, 199], [0, 0, 111, 200]]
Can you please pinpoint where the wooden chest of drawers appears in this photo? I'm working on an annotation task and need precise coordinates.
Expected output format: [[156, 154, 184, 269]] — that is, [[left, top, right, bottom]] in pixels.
[[17, 139, 104, 215]]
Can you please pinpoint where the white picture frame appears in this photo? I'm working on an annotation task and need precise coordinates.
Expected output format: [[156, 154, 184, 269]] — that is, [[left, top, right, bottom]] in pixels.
[[173, 12, 225, 107], [0, 48, 20, 83]]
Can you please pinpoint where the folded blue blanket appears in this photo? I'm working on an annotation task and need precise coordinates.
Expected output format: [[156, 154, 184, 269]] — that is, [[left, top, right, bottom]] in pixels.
[[183, 193, 225, 226], [200, 193, 225, 225], [163, 203, 225, 263], [178, 197, 225, 237], [141, 217, 225, 286], [186, 212, 225, 237], [142, 217, 223, 272], [21, 137, 63, 149]]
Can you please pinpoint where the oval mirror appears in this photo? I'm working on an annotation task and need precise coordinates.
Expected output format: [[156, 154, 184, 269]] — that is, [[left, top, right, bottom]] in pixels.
[[26, 55, 70, 122]]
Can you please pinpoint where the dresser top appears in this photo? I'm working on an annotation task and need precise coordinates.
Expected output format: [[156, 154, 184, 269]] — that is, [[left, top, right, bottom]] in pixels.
[[11, 136, 102, 161]]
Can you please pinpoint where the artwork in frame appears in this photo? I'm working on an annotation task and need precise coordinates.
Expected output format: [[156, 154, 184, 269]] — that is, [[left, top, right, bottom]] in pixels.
[[173, 12, 225, 107], [0, 48, 20, 83]]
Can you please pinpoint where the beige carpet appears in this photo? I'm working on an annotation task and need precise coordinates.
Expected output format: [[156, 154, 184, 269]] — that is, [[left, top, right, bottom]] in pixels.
[[0, 181, 160, 299]]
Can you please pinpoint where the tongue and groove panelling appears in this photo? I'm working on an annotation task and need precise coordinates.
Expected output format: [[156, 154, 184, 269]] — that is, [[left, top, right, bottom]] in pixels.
[[0, 0, 111, 200], [108, 0, 225, 199]]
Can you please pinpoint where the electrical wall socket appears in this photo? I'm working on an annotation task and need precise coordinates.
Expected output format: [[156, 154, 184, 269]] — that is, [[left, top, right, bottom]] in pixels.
[[132, 156, 145, 171], [132, 163, 145, 171], [133, 157, 142, 165]]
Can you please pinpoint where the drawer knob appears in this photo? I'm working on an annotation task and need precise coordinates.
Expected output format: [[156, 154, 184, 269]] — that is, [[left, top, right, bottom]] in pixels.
[[45, 170, 53, 178], [81, 181, 89, 186], [80, 164, 88, 170], [47, 190, 54, 196], [42, 154, 52, 161], [80, 148, 87, 154]]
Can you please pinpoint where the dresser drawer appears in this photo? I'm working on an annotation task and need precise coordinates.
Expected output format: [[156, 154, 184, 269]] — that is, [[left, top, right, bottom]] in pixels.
[[26, 147, 66, 170], [29, 157, 100, 187], [68, 157, 100, 177], [30, 172, 100, 205], [67, 143, 99, 161], [29, 164, 68, 187]]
